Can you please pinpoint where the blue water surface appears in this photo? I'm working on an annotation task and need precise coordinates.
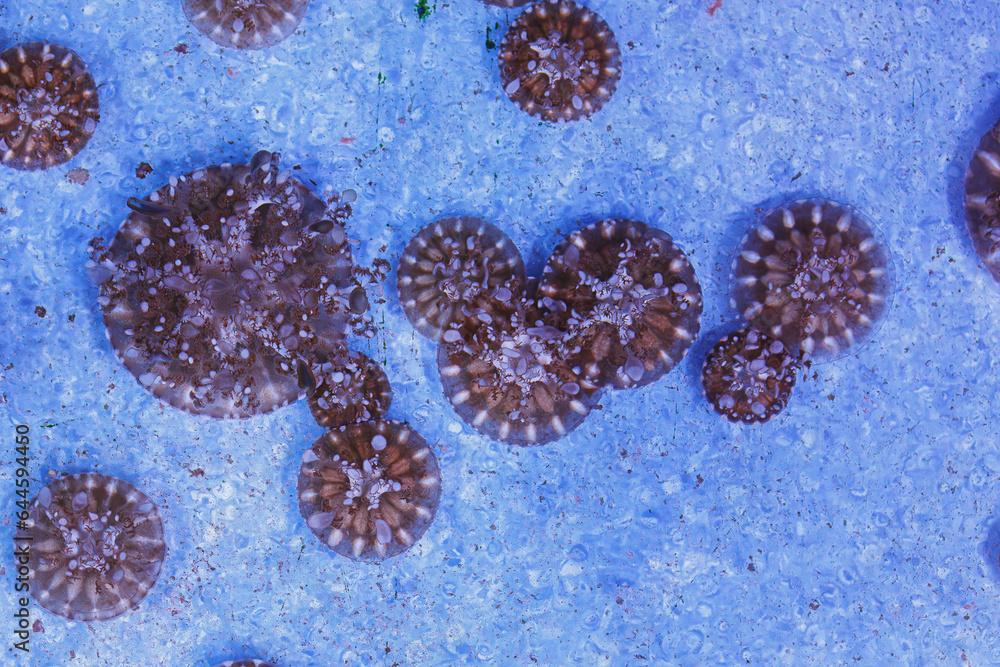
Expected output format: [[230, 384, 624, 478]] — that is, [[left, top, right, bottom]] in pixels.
[[1, 0, 999, 665]]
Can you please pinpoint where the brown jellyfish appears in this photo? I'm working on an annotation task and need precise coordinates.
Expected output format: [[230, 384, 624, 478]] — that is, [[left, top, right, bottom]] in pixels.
[[964, 118, 1000, 283], [298, 420, 441, 561], [183, 0, 309, 50], [15, 473, 166, 621], [498, 0, 622, 122], [216, 661, 275, 667], [0, 43, 100, 171], [306, 350, 392, 429], [437, 294, 602, 446], [701, 327, 800, 424], [730, 199, 891, 361], [89, 150, 366, 419], [538, 219, 703, 389], [397, 216, 526, 340]]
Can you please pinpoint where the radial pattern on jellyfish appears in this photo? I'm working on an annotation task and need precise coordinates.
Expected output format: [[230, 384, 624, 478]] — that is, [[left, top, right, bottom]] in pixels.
[[730, 199, 890, 360], [306, 349, 392, 429], [437, 296, 601, 445], [701, 327, 799, 424], [90, 150, 367, 419], [498, 0, 622, 122], [397, 217, 525, 340], [539, 219, 703, 389], [16, 473, 165, 621], [964, 119, 1000, 283], [215, 661, 275, 667], [0, 43, 100, 171], [298, 420, 441, 560], [183, 0, 309, 49]]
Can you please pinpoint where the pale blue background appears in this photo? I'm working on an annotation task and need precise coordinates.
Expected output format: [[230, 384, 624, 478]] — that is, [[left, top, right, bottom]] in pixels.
[[1, 0, 998, 665]]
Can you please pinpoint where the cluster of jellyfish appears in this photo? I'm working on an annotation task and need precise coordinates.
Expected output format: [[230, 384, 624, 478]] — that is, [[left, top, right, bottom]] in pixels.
[[703, 199, 892, 424], [398, 216, 704, 444], [6, 1, 1000, 659]]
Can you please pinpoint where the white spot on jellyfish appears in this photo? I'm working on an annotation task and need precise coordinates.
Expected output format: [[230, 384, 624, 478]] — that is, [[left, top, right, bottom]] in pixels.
[[375, 518, 392, 544], [371, 434, 387, 451], [307, 511, 334, 530], [72, 491, 88, 511]]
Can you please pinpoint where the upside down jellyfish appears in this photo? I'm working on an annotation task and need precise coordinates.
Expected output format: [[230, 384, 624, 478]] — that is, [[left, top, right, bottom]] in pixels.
[[701, 327, 800, 424], [965, 118, 1000, 283], [539, 219, 702, 389], [304, 348, 392, 429], [0, 43, 100, 170], [183, 0, 309, 49], [730, 199, 890, 361], [90, 150, 367, 418], [437, 293, 602, 445], [298, 420, 441, 560], [397, 216, 525, 340], [16, 473, 166, 621], [498, 0, 622, 122]]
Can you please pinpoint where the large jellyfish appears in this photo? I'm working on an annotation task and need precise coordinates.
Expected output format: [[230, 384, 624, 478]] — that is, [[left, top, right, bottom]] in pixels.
[[89, 150, 366, 418]]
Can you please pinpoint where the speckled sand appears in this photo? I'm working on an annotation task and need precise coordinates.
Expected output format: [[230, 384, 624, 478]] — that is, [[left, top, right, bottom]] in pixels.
[[1, 1, 999, 665]]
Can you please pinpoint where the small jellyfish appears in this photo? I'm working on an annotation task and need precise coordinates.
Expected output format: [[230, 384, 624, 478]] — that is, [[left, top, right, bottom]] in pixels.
[[964, 118, 1000, 283], [215, 661, 275, 667], [306, 350, 392, 429], [498, 0, 622, 122], [397, 217, 525, 340], [90, 150, 365, 418], [437, 295, 602, 445], [0, 43, 100, 171], [183, 0, 309, 50], [701, 327, 800, 424], [730, 199, 891, 361], [15, 473, 166, 621], [297, 420, 441, 561], [539, 219, 703, 389]]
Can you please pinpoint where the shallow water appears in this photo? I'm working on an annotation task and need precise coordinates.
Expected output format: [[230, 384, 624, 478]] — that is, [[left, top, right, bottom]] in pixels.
[[1, 0, 999, 664]]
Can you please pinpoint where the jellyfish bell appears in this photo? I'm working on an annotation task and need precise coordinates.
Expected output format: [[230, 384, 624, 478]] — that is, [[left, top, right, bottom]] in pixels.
[[964, 118, 1000, 283], [183, 0, 310, 50], [730, 199, 892, 362], [297, 420, 442, 561], [701, 327, 800, 424], [307, 349, 392, 429], [91, 150, 368, 418], [0, 42, 100, 171], [538, 219, 703, 390], [16, 473, 166, 621], [498, 0, 622, 122], [437, 293, 602, 445], [397, 216, 526, 341]]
